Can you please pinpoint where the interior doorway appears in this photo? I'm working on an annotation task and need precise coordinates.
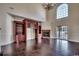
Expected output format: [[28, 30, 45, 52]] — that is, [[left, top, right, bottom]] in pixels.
[[56, 26, 68, 40]]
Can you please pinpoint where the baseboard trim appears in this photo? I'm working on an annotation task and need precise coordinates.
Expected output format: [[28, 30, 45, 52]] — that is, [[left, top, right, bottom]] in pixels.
[[27, 39, 35, 40], [50, 38, 79, 43], [1, 40, 15, 46], [68, 40, 79, 43]]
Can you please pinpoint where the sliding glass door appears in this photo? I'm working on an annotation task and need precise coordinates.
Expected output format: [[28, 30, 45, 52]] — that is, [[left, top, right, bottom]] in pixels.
[[56, 26, 68, 40]]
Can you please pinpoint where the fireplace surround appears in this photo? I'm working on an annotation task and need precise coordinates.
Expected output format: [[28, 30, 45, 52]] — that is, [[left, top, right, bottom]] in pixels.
[[42, 30, 50, 39]]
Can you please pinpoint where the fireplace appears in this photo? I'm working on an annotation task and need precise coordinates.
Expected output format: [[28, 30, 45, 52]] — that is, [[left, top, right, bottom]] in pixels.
[[42, 30, 50, 39]]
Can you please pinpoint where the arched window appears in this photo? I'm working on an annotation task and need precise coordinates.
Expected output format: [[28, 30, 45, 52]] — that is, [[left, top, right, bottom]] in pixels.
[[57, 4, 68, 19]]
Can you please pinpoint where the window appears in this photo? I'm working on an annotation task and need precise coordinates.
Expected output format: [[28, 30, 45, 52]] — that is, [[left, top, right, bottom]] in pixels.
[[57, 4, 68, 19]]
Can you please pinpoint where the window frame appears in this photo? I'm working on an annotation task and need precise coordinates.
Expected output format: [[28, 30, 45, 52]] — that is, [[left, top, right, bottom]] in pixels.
[[56, 3, 68, 19]]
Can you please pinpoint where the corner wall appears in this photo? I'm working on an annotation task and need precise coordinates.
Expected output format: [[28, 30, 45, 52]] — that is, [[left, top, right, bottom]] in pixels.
[[48, 3, 79, 42], [0, 14, 14, 46]]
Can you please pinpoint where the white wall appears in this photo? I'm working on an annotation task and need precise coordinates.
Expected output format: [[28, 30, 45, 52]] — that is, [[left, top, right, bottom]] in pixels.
[[0, 9, 1, 45], [0, 14, 14, 46], [0, 3, 46, 46], [0, 28, 1, 46], [41, 21, 51, 30], [1, 3, 46, 21], [0, 46, 1, 53]]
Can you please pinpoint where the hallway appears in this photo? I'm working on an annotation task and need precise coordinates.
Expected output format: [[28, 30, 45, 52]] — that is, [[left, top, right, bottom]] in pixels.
[[1, 39, 79, 56]]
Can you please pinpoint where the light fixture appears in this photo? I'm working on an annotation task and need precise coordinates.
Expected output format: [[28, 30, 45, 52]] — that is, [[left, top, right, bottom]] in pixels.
[[42, 3, 55, 10]]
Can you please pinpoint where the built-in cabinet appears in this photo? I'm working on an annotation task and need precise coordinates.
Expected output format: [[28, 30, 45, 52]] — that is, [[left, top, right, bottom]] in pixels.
[[23, 19, 41, 43], [14, 18, 42, 44], [13, 21, 25, 43]]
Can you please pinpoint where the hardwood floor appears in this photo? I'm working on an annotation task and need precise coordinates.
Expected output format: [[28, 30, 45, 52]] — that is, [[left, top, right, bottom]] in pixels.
[[1, 39, 79, 56]]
